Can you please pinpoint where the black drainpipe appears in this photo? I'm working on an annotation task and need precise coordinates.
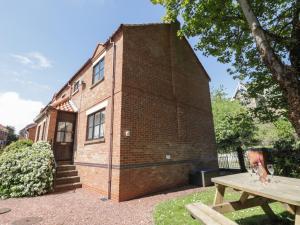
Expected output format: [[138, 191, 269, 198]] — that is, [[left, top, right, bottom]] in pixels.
[[107, 39, 116, 200]]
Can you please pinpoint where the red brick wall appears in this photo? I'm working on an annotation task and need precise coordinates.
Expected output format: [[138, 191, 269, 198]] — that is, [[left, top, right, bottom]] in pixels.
[[118, 23, 218, 200], [69, 30, 124, 199], [27, 126, 36, 142], [40, 24, 217, 201], [47, 109, 58, 147]]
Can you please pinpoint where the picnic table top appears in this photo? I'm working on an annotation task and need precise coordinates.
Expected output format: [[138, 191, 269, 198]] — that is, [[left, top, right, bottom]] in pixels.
[[212, 173, 300, 206]]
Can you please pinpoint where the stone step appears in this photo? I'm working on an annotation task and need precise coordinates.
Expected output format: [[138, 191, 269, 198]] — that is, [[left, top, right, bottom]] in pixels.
[[54, 182, 82, 192], [55, 176, 80, 185], [56, 170, 78, 178], [56, 165, 76, 171]]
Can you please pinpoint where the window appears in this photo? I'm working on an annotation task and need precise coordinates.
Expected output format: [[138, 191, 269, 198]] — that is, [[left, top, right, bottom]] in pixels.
[[87, 109, 105, 140], [92, 57, 105, 84], [41, 121, 46, 140], [73, 80, 80, 94], [56, 122, 73, 143], [36, 125, 41, 141]]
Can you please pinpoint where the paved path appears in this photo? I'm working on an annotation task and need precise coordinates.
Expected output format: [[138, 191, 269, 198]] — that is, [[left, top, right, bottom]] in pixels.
[[0, 186, 206, 225]]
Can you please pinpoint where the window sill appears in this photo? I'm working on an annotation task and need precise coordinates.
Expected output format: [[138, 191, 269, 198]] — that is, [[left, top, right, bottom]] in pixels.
[[72, 90, 79, 96], [84, 138, 105, 145], [90, 78, 104, 90]]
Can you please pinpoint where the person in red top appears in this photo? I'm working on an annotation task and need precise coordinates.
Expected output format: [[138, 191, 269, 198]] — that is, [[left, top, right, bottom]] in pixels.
[[247, 149, 269, 183]]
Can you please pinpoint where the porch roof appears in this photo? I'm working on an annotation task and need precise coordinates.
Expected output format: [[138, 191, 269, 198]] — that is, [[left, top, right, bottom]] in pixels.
[[54, 100, 75, 112]]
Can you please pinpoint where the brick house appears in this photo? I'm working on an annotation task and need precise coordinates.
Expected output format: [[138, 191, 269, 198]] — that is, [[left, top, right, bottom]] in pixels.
[[19, 123, 37, 142], [0, 124, 8, 149], [32, 22, 218, 201]]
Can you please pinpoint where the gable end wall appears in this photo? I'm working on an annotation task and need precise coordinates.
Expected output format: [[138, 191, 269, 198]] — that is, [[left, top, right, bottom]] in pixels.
[[118, 24, 218, 201]]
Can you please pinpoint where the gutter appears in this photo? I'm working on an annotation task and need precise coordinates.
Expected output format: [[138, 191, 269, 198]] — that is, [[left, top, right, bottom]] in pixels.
[[107, 38, 116, 200], [55, 59, 92, 98], [34, 106, 50, 122]]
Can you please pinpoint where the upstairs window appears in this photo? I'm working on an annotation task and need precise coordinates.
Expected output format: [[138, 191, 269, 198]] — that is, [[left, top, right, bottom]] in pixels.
[[73, 80, 80, 94], [92, 57, 105, 84], [87, 109, 105, 140]]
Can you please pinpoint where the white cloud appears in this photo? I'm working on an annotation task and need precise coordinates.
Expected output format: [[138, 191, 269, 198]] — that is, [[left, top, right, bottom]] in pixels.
[[11, 52, 52, 69], [0, 92, 44, 132], [10, 54, 32, 65], [29, 52, 52, 68]]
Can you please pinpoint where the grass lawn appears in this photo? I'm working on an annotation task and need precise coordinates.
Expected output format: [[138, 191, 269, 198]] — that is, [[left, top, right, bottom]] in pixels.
[[154, 187, 295, 225]]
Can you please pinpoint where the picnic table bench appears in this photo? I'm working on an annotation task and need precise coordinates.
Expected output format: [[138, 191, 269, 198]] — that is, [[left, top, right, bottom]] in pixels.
[[186, 202, 238, 225], [186, 173, 300, 225]]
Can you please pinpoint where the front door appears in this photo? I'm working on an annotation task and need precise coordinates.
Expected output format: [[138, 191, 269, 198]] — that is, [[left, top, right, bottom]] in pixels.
[[54, 111, 76, 162]]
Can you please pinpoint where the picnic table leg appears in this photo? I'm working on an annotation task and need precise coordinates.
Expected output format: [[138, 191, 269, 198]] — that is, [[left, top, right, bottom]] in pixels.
[[239, 192, 250, 204], [213, 184, 225, 206], [295, 206, 300, 225], [261, 203, 277, 221], [281, 203, 296, 215]]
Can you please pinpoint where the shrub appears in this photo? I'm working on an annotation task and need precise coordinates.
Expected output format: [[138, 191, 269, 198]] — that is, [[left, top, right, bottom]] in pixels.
[[273, 138, 295, 151], [294, 141, 300, 151], [272, 139, 300, 178], [0, 141, 55, 198], [3, 139, 33, 152]]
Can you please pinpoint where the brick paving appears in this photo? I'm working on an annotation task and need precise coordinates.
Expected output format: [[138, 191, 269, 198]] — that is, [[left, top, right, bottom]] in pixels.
[[0, 186, 206, 225]]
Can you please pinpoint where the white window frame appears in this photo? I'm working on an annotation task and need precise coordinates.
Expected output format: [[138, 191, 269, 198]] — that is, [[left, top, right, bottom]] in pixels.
[[86, 100, 108, 116]]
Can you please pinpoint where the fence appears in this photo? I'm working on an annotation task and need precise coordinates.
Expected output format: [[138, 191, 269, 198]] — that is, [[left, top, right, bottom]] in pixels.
[[218, 152, 249, 169]]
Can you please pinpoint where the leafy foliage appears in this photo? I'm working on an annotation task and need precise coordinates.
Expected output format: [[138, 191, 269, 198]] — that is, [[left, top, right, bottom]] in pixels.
[[272, 147, 300, 178], [6, 126, 18, 146], [212, 89, 256, 152], [0, 141, 55, 198], [265, 124, 300, 178], [254, 119, 297, 147], [253, 123, 278, 147], [273, 118, 297, 140], [2, 139, 33, 152], [151, 0, 300, 128]]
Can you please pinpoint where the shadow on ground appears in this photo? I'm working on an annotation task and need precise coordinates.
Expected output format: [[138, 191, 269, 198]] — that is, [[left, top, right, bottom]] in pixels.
[[236, 211, 294, 225]]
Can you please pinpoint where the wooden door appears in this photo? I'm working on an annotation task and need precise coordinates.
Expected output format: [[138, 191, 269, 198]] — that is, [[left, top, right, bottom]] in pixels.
[[54, 111, 76, 162]]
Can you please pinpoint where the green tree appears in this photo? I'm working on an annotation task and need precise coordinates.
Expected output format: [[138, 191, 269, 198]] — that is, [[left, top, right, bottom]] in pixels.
[[212, 90, 256, 171], [5, 126, 18, 146], [152, 0, 300, 137], [274, 118, 296, 140]]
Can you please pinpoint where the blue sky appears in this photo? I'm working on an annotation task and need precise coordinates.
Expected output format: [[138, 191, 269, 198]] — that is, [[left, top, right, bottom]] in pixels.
[[0, 0, 236, 131]]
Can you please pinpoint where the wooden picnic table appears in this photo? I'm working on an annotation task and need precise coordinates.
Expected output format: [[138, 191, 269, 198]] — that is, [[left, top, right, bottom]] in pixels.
[[211, 173, 300, 225]]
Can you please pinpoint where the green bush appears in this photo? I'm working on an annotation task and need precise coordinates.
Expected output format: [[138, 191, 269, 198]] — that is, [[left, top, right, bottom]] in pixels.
[[0, 141, 55, 198], [273, 138, 295, 151], [272, 139, 300, 178], [294, 141, 300, 151], [3, 139, 33, 152]]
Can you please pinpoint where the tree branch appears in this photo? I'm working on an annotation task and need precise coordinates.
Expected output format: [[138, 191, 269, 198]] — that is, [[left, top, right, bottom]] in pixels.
[[268, 6, 294, 25], [290, 0, 300, 74], [263, 29, 286, 42], [237, 0, 287, 82]]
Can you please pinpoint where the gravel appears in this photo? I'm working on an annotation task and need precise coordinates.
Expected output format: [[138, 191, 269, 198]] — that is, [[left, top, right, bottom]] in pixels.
[[0, 186, 206, 225]]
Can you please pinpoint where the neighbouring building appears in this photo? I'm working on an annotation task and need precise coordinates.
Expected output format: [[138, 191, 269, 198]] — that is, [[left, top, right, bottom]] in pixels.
[[32, 22, 218, 201], [19, 123, 37, 142], [0, 124, 8, 149], [232, 81, 257, 108]]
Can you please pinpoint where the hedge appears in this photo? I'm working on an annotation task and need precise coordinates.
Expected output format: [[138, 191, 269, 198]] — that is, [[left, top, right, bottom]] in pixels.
[[0, 141, 55, 198]]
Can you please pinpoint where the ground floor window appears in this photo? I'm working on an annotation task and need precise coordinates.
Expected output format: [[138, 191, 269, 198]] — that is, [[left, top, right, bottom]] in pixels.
[[87, 109, 105, 140], [56, 121, 73, 143]]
